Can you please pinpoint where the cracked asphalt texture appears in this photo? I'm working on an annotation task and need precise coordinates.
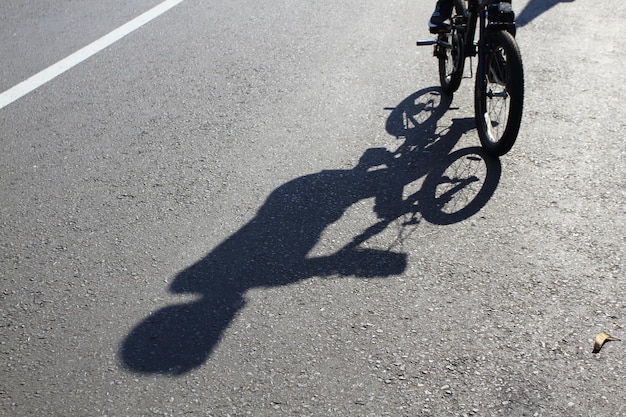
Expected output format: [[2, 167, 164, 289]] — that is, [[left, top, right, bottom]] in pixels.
[[1, 0, 624, 415]]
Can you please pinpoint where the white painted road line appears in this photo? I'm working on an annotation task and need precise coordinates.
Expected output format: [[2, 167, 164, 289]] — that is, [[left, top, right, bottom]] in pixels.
[[0, 0, 185, 110]]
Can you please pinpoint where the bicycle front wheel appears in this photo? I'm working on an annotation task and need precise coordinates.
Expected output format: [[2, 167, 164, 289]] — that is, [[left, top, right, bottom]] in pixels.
[[475, 30, 524, 156]]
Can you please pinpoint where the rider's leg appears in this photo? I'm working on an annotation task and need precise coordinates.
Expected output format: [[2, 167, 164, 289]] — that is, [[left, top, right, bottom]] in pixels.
[[429, 0, 454, 32]]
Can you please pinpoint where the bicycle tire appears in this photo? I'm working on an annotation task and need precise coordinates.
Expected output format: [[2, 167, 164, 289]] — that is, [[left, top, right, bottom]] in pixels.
[[438, 0, 466, 94], [474, 30, 524, 156]]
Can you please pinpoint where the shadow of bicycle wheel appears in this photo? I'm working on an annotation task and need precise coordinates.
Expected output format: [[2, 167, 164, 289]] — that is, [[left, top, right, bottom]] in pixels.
[[420, 146, 502, 225]]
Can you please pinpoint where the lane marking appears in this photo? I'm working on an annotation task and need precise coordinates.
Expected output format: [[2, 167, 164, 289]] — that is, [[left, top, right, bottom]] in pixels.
[[0, 0, 185, 110]]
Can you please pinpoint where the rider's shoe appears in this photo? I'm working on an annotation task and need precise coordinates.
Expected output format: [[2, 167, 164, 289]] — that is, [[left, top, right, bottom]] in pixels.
[[428, 1, 454, 33]]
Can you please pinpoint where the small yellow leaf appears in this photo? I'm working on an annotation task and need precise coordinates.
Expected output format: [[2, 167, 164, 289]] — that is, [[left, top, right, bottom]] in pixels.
[[592, 332, 621, 353]]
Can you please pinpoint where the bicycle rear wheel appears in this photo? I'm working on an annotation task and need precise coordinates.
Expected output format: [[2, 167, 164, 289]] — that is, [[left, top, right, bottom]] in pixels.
[[437, 0, 466, 94], [474, 30, 524, 156]]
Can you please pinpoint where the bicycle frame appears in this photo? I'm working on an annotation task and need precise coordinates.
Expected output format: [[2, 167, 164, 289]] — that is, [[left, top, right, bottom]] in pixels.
[[416, 0, 523, 156], [458, 0, 516, 58]]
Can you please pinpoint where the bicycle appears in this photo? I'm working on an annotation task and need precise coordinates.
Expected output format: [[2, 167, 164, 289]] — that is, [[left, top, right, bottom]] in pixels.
[[417, 0, 524, 156]]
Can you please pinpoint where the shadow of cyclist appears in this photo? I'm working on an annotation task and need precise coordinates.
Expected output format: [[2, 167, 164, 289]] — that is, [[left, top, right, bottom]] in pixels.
[[516, 0, 576, 27], [119, 87, 496, 375]]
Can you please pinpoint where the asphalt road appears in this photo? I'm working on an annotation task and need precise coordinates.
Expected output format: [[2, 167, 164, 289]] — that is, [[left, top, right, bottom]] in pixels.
[[1, 0, 624, 416]]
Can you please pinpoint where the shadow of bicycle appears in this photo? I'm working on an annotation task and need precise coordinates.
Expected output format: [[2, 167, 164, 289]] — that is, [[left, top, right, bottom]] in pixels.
[[119, 87, 501, 375]]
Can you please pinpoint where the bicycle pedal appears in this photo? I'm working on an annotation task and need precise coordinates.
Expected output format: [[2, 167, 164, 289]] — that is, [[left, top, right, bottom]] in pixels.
[[416, 39, 437, 46]]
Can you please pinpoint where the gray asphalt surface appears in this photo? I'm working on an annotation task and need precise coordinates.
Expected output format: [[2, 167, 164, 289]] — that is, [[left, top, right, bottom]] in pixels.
[[1, 0, 624, 416]]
